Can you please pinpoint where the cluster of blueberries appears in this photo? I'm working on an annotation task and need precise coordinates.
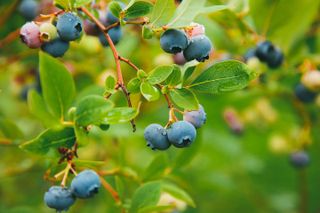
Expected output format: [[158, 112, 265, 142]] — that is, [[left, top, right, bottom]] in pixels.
[[83, 3, 125, 47], [44, 169, 101, 211], [160, 26, 213, 63], [20, 12, 83, 57], [144, 105, 206, 150], [245, 41, 284, 69]]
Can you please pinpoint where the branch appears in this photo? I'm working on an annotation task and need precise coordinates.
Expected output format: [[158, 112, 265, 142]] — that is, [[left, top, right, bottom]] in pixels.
[[100, 177, 121, 204]]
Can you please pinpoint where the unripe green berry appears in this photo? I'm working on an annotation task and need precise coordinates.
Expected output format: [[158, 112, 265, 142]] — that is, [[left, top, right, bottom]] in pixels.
[[40, 23, 58, 42]]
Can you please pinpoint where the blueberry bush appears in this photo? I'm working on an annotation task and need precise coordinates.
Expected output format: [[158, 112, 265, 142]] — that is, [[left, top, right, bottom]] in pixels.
[[0, 0, 320, 212]]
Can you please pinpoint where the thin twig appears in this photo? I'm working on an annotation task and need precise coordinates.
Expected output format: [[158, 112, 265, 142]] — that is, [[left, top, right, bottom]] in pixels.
[[100, 177, 121, 204], [119, 56, 139, 71]]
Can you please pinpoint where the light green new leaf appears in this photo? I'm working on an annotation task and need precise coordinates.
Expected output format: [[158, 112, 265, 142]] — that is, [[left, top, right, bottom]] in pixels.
[[75, 95, 114, 126], [127, 77, 141, 94], [167, 0, 206, 27], [39, 52, 76, 120], [189, 60, 254, 94], [169, 88, 198, 110], [28, 90, 60, 127], [0, 117, 24, 140], [109, 1, 123, 18], [104, 76, 116, 94], [20, 127, 76, 155], [200, 5, 228, 14], [130, 181, 162, 213], [140, 82, 160, 101], [147, 66, 173, 85], [162, 182, 196, 207], [103, 107, 138, 124], [150, 0, 175, 27], [124, 1, 153, 19], [165, 65, 181, 86], [73, 0, 92, 8]]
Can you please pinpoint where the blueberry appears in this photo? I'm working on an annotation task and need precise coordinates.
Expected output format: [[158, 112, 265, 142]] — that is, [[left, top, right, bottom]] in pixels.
[[18, 0, 39, 21], [243, 48, 257, 62], [41, 38, 69, 57], [39, 23, 58, 42], [98, 27, 122, 46], [71, 169, 101, 199], [290, 151, 310, 168], [167, 121, 196, 148], [183, 35, 212, 62], [57, 12, 83, 41], [183, 105, 206, 128], [255, 41, 284, 68], [160, 29, 189, 54], [20, 22, 42, 49], [44, 186, 76, 211], [144, 124, 171, 150], [83, 20, 99, 36], [106, 2, 127, 24], [294, 84, 317, 103]]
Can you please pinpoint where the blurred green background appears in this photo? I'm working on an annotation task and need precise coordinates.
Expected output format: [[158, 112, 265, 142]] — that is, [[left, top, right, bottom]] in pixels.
[[1, 0, 320, 212]]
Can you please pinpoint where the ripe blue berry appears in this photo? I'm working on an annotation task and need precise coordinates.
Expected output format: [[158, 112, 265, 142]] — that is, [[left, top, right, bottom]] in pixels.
[[41, 38, 70, 57], [290, 151, 310, 168], [183, 35, 212, 62], [144, 124, 171, 150], [255, 41, 283, 69], [294, 84, 317, 103], [160, 29, 189, 54], [167, 121, 196, 148], [18, 0, 39, 21], [98, 27, 122, 46], [57, 12, 83, 41], [71, 169, 101, 199], [106, 2, 127, 24], [183, 105, 206, 128], [44, 186, 76, 211], [20, 22, 42, 49]]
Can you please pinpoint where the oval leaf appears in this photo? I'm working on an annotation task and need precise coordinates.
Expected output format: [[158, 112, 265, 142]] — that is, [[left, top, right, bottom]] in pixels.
[[150, 0, 175, 27], [147, 66, 173, 85], [75, 95, 114, 126], [124, 1, 153, 19], [140, 82, 160, 101], [169, 88, 198, 110], [103, 107, 138, 124], [188, 60, 254, 94]]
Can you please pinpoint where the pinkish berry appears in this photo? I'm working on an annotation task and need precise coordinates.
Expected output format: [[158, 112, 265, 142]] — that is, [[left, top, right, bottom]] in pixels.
[[189, 24, 205, 38], [20, 22, 42, 48], [173, 52, 187, 65]]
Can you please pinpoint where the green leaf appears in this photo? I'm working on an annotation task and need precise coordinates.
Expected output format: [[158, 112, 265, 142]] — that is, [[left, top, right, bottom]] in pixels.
[[124, 1, 153, 19], [75, 95, 114, 126], [73, 0, 92, 8], [54, 0, 72, 9], [147, 66, 173, 85], [149, 0, 175, 27], [165, 65, 181, 86], [167, 0, 206, 27], [27, 90, 60, 127], [104, 76, 116, 94], [103, 107, 138, 124], [0, 117, 24, 140], [182, 66, 196, 84], [109, 1, 123, 18], [188, 60, 253, 94], [130, 181, 162, 213], [162, 182, 196, 207], [19, 127, 75, 155], [143, 154, 169, 181], [140, 82, 160, 101], [139, 205, 175, 213], [200, 5, 228, 14], [39, 52, 76, 120], [127, 78, 141, 94], [169, 88, 198, 110]]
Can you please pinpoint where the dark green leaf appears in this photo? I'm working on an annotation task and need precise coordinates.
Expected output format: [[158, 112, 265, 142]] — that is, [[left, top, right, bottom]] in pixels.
[[165, 65, 181, 86], [169, 88, 198, 110], [130, 181, 162, 213], [189, 60, 254, 94], [28, 90, 60, 127], [140, 82, 160, 101], [75, 95, 114, 126], [182, 66, 196, 84], [147, 66, 173, 85], [124, 1, 153, 19], [19, 127, 75, 155], [39, 52, 76, 120], [127, 78, 141, 94]]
